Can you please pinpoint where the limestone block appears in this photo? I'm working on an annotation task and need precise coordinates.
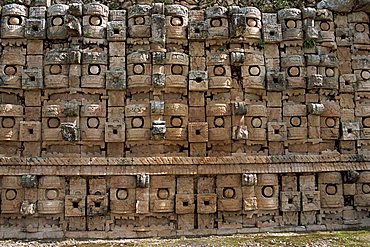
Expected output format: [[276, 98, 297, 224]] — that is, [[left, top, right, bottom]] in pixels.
[[263, 13, 282, 43], [1, 176, 24, 214], [20, 121, 41, 142], [110, 176, 136, 214], [205, 6, 228, 40], [44, 48, 69, 88], [318, 172, 344, 209], [188, 122, 208, 143], [302, 191, 321, 211], [106, 67, 126, 90], [229, 7, 261, 41], [165, 5, 188, 41], [81, 49, 108, 88], [165, 52, 188, 89], [1, 4, 27, 39], [256, 174, 279, 210], [281, 191, 301, 212], [278, 8, 303, 41], [354, 172, 370, 208], [87, 195, 108, 216], [127, 51, 152, 89], [127, 4, 151, 39], [197, 194, 217, 214], [47, 4, 70, 39], [65, 195, 86, 217], [217, 175, 242, 212], [188, 21, 206, 40], [189, 71, 208, 91], [281, 55, 305, 89]]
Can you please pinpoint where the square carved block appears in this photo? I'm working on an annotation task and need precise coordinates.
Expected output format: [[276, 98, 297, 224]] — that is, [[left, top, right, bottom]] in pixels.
[[197, 194, 217, 214], [302, 191, 320, 211], [188, 122, 208, 142], [176, 194, 195, 214], [87, 195, 108, 216], [65, 195, 86, 217], [280, 191, 301, 212], [20, 121, 41, 141]]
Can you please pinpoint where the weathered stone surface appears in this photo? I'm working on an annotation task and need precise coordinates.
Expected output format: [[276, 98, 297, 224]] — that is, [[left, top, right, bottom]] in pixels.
[[317, 0, 370, 13]]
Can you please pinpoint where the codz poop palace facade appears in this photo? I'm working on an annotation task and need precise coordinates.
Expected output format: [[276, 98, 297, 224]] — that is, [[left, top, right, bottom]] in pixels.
[[0, 0, 369, 239]]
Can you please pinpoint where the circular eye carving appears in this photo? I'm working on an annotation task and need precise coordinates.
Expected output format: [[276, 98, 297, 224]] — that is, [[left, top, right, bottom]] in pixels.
[[326, 184, 337, 195], [288, 66, 300, 77], [48, 117, 60, 128], [214, 65, 226, 76], [52, 16, 64, 26], [286, 20, 296, 28], [320, 21, 330, 31], [214, 116, 224, 128], [355, 23, 365, 33], [262, 186, 274, 198], [325, 117, 336, 128], [49, 64, 62, 75], [5, 189, 17, 200], [251, 117, 262, 128], [361, 70, 370, 80], [249, 66, 260, 76], [170, 16, 183, 26], [290, 116, 301, 127], [157, 188, 169, 199], [134, 16, 145, 25], [170, 116, 183, 127], [89, 65, 100, 75], [362, 184, 370, 194], [89, 16, 102, 26], [171, 64, 183, 75], [4, 65, 17, 76], [326, 68, 335, 77], [363, 117, 370, 128], [211, 18, 222, 27], [132, 117, 144, 128], [223, 188, 235, 199], [8, 16, 22, 25], [133, 64, 144, 75], [116, 188, 128, 200], [247, 18, 257, 27], [87, 117, 99, 128], [46, 189, 58, 200], [2, 117, 15, 128]]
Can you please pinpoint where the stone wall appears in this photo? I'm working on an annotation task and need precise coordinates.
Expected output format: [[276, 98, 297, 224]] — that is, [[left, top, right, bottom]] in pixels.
[[0, 0, 369, 239]]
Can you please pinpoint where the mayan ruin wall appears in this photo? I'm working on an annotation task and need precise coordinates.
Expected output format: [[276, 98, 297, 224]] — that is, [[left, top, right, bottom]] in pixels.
[[0, 0, 369, 239]]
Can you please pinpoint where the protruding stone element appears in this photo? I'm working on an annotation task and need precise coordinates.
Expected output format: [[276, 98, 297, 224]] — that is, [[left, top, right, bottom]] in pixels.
[[230, 51, 245, 66], [152, 120, 166, 140], [1, 3, 28, 39], [137, 174, 150, 188], [21, 175, 38, 188], [242, 173, 257, 186], [307, 74, 324, 89], [60, 122, 80, 142], [308, 103, 325, 115], [20, 200, 37, 216], [233, 102, 247, 115], [344, 170, 360, 183], [151, 101, 164, 115], [232, 126, 248, 140]]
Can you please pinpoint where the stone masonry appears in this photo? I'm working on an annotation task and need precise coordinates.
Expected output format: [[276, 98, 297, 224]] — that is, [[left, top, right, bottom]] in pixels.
[[0, 0, 369, 239]]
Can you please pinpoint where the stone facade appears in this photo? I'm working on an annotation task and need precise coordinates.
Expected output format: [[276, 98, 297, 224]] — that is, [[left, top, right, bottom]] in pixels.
[[0, 0, 369, 239]]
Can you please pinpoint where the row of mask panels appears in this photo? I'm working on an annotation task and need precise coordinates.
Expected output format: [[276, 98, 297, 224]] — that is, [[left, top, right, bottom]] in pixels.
[[2, 48, 369, 91], [0, 2, 369, 43], [1, 172, 369, 216], [1, 100, 370, 143]]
